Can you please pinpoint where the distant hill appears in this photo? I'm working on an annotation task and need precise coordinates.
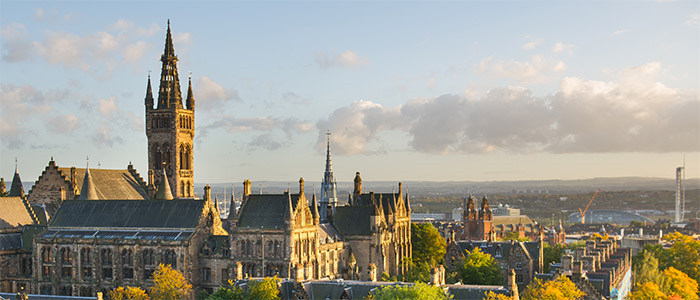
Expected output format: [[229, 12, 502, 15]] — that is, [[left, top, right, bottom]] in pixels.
[[194, 177, 700, 198]]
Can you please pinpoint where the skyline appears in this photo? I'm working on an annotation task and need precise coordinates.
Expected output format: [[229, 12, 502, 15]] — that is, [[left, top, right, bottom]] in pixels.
[[1, 1, 699, 185]]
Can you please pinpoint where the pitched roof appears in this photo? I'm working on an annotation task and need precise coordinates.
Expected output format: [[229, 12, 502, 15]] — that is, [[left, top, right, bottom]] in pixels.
[[154, 169, 174, 200], [57, 167, 150, 200], [237, 193, 297, 229], [49, 200, 204, 229], [0, 197, 35, 229], [334, 205, 372, 236], [77, 168, 98, 200], [8, 169, 24, 197]]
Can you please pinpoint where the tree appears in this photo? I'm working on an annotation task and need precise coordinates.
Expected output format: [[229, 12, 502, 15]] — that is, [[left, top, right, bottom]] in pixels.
[[520, 276, 584, 300], [501, 231, 529, 242], [663, 267, 699, 300], [627, 282, 668, 300], [484, 291, 513, 300], [206, 284, 245, 300], [109, 286, 150, 300], [411, 223, 446, 267], [246, 276, 280, 300], [455, 247, 502, 285], [633, 250, 665, 286], [366, 282, 450, 300], [149, 264, 193, 300], [642, 232, 700, 285], [400, 259, 430, 283]]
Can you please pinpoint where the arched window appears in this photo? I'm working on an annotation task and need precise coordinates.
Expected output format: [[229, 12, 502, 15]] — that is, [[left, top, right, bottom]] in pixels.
[[163, 250, 177, 269], [179, 145, 185, 170], [142, 249, 156, 279], [153, 146, 161, 169], [187, 182, 191, 197], [122, 249, 133, 279], [81, 248, 92, 279], [185, 145, 191, 170], [180, 181, 185, 197]]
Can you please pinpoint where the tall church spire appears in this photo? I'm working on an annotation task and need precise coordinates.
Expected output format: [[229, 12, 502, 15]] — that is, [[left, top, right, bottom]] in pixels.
[[320, 131, 338, 223], [157, 19, 183, 109]]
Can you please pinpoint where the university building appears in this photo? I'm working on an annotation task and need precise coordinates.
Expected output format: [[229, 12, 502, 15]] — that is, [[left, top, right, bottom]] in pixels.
[[0, 21, 411, 298]]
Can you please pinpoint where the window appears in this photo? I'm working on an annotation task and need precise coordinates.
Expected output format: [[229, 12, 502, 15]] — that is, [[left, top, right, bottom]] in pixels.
[[516, 274, 524, 284], [60, 247, 72, 278], [515, 262, 522, 270], [164, 250, 177, 269], [81, 248, 92, 279], [143, 249, 156, 279], [221, 268, 229, 284], [101, 249, 113, 279], [41, 247, 53, 277], [202, 268, 211, 282], [122, 249, 134, 279]]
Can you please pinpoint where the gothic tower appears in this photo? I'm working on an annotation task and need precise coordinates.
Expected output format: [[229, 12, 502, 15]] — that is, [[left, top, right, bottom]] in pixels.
[[145, 20, 195, 199], [320, 131, 338, 222]]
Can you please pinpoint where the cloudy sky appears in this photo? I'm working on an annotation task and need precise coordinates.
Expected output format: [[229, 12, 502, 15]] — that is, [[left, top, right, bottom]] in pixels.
[[1, 1, 699, 186]]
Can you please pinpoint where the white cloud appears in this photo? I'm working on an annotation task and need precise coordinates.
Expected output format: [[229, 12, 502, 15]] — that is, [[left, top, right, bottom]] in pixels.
[[91, 125, 124, 148], [317, 62, 699, 155], [686, 13, 700, 26], [552, 42, 574, 54], [316, 100, 407, 155], [612, 29, 631, 36], [195, 76, 241, 111], [98, 97, 118, 119], [46, 114, 79, 134], [522, 39, 542, 50], [476, 55, 567, 84], [316, 50, 369, 69], [1, 23, 34, 62], [199, 116, 312, 150], [123, 41, 150, 62]]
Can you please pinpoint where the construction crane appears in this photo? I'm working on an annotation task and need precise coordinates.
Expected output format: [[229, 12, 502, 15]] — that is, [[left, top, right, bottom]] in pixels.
[[578, 189, 600, 224]]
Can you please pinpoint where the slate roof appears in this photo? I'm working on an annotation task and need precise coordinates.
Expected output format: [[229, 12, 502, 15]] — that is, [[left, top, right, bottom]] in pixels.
[[445, 284, 511, 300], [50, 200, 204, 229], [334, 206, 372, 236], [0, 197, 35, 229], [492, 215, 537, 233], [0, 232, 21, 251], [0, 293, 98, 300], [8, 170, 24, 197], [238, 193, 294, 229], [318, 223, 342, 244], [57, 167, 150, 200]]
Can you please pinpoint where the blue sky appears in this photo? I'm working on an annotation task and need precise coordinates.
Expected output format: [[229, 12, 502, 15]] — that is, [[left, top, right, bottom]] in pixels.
[[1, 1, 699, 186]]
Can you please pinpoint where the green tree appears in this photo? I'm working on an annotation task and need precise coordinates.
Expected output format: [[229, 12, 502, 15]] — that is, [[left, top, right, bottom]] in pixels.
[[411, 223, 446, 267], [365, 282, 451, 300], [455, 247, 502, 285], [400, 259, 431, 283], [246, 276, 280, 300], [149, 264, 193, 300], [642, 232, 700, 284], [520, 275, 585, 300], [500, 231, 530, 242], [633, 251, 665, 286], [109, 286, 150, 300], [205, 285, 245, 300]]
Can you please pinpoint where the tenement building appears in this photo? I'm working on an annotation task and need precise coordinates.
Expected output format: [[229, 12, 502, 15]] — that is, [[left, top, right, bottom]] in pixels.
[[16, 21, 411, 297]]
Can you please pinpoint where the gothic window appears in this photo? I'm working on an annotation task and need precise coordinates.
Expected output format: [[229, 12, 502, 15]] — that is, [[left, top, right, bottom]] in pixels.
[[187, 182, 191, 197], [81, 248, 92, 279], [41, 247, 52, 277], [202, 268, 211, 282], [101, 249, 113, 279], [20, 256, 32, 276], [153, 146, 161, 169], [60, 247, 72, 278], [163, 249, 177, 269], [222, 240, 230, 257], [179, 145, 185, 170], [122, 249, 134, 279], [142, 249, 156, 279], [184, 145, 191, 170], [221, 268, 229, 284], [163, 144, 171, 169], [180, 181, 185, 197]]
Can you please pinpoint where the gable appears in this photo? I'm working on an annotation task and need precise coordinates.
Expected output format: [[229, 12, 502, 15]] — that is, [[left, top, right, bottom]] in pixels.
[[58, 167, 150, 200], [0, 197, 35, 229]]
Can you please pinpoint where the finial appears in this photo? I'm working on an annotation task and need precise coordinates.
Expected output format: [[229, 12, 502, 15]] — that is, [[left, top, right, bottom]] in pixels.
[[50, 156, 54, 161], [86, 156, 89, 168], [168, 19, 170, 26], [14, 157, 17, 171], [148, 70, 151, 78], [189, 71, 192, 80]]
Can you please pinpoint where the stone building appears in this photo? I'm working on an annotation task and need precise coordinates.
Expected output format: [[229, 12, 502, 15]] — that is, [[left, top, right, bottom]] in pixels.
[[26, 160, 150, 218], [459, 195, 543, 242], [13, 21, 411, 298], [145, 19, 195, 199], [444, 238, 543, 291], [31, 179, 225, 297]]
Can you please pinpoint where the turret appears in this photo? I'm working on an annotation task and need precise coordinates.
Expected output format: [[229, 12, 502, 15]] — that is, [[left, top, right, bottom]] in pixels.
[[311, 192, 320, 225], [77, 166, 98, 200], [155, 168, 174, 200], [9, 161, 24, 198], [145, 73, 154, 109], [352, 172, 362, 205], [186, 73, 195, 110]]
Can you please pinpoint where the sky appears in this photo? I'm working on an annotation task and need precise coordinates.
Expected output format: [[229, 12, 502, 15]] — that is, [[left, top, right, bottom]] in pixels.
[[1, 1, 699, 187]]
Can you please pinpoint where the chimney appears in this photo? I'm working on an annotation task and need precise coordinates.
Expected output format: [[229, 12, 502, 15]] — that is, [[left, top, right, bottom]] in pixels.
[[507, 269, 519, 300], [243, 179, 252, 197], [204, 185, 211, 202]]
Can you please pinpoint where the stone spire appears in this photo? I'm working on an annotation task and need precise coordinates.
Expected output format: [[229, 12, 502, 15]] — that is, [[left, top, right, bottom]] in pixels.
[[155, 168, 174, 200], [311, 190, 320, 225], [78, 166, 98, 200], [9, 159, 24, 198], [227, 185, 237, 220], [186, 72, 195, 110], [157, 19, 183, 109], [145, 72, 154, 109], [320, 131, 338, 222]]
